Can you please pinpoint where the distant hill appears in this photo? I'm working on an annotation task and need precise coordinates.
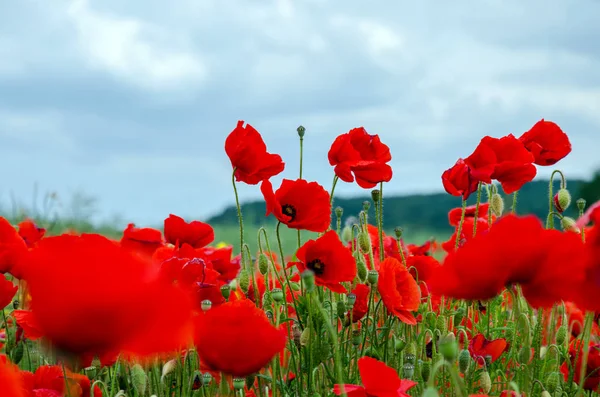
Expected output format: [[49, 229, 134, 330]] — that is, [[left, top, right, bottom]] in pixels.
[[208, 179, 587, 234]]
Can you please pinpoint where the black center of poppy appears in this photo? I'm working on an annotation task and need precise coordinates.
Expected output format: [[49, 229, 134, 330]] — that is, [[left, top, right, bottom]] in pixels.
[[307, 259, 325, 275], [282, 204, 297, 221]]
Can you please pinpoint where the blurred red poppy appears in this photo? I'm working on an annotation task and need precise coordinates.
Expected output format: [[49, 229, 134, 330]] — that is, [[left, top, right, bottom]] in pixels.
[[0, 217, 28, 278], [468, 334, 509, 365], [120, 223, 163, 259], [17, 219, 45, 247], [164, 214, 214, 249], [0, 275, 17, 310], [0, 355, 25, 397]]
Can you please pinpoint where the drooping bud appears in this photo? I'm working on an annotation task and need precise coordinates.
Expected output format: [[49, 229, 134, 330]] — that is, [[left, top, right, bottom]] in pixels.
[[577, 198, 587, 212], [220, 284, 231, 300], [358, 232, 371, 253], [201, 300, 212, 312], [238, 269, 250, 294], [554, 189, 571, 213], [421, 360, 432, 382], [458, 349, 471, 374], [233, 378, 245, 390], [302, 269, 315, 292], [491, 193, 505, 216], [556, 325, 568, 346], [341, 226, 353, 243], [297, 125, 306, 138], [402, 363, 415, 379], [258, 253, 269, 275], [546, 371, 560, 393], [131, 364, 148, 395], [540, 391, 551, 397], [454, 307, 466, 326], [356, 254, 368, 283], [394, 336, 407, 353], [480, 371, 492, 393], [371, 189, 380, 203], [161, 359, 177, 382], [422, 386, 439, 397], [367, 270, 378, 285], [560, 216, 579, 233], [335, 206, 343, 218], [271, 288, 284, 303], [439, 332, 458, 362]]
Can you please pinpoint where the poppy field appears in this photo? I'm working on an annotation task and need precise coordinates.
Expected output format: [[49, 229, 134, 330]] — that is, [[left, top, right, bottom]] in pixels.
[[1, 119, 599, 397]]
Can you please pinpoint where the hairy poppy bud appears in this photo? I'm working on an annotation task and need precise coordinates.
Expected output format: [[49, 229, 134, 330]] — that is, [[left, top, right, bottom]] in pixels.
[[238, 269, 250, 294], [546, 371, 560, 393], [161, 359, 177, 381], [439, 332, 458, 362], [131, 364, 147, 395], [233, 378, 245, 390], [560, 216, 579, 233], [271, 288, 283, 303], [421, 360, 432, 382], [201, 300, 212, 312], [356, 254, 368, 283], [577, 198, 587, 211], [341, 226, 353, 243], [367, 270, 378, 285], [402, 363, 415, 379], [422, 386, 439, 397], [454, 307, 466, 326], [459, 349, 471, 374], [221, 284, 231, 300], [556, 325, 568, 346], [540, 391, 551, 397], [335, 206, 343, 218], [336, 301, 346, 319], [297, 125, 305, 138], [480, 371, 492, 393], [491, 193, 505, 216], [258, 253, 269, 275], [358, 232, 371, 253], [290, 282, 301, 291], [300, 327, 311, 347], [352, 329, 362, 346], [554, 188, 571, 213], [518, 345, 532, 364], [371, 189, 380, 203], [394, 336, 407, 353], [302, 269, 315, 292], [436, 315, 448, 334]]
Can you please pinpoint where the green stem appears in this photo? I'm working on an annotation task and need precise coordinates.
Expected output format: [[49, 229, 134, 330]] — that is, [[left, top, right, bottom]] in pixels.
[[378, 182, 384, 262], [511, 191, 519, 214], [2, 310, 11, 355], [547, 170, 566, 229], [231, 168, 245, 257], [275, 222, 303, 328], [473, 182, 483, 237], [329, 175, 339, 205], [577, 312, 595, 396], [454, 200, 467, 250]]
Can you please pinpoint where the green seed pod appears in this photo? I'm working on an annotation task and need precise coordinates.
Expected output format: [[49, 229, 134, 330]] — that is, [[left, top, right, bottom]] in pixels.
[[297, 125, 306, 138], [233, 378, 245, 390], [422, 386, 439, 397], [402, 363, 415, 379], [220, 284, 231, 300], [577, 198, 587, 212], [491, 193, 505, 216], [202, 372, 212, 386], [238, 269, 250, 294], [556, 325, 568, 346], [335, 206, 344, 218], [358, 232, 371, 253], [258, 253, 269, 275], [201, 300, 212, 312], [371, 189, 380, 203], [480, 371, 492, 394], [546, 371, 560, 393], [394, 227, 403, 239], [421, 360, 432, 382], [367, 270, 378, 285], [271, 288, 284, 303], [458, 349, 471, 374]]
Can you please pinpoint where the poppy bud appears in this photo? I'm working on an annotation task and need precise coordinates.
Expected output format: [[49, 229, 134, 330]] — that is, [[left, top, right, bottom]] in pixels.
[[161, 359, 177, 381], [12, 342, 23, 365], [238, 269, 250, 294], [421, 360, 432, 382], [352, 329, 362, 346], [367, 270, 378, 285], [202, 373, 212, 385], [302, 269, 315, 292], [393, 227, 402, 239], [541, 391, 551, 397], [518, 345, 532, 364], [290, 282, 301, 291], [336, 301, 346, 319], [556, 325, 567, 346], [201, 300, 212, 312], [297, 125, 305, 138], [300, 327, 311, 347], [554, 188, 571, 213], [546, 371, 560, 393], [560, 216, 579, 233], [454, 307, 466, 326], [346, 292, 357, 307], [362, 201, 371, 211], [131, 364, 147, 395], [459, 349, 471, 374], [480, 371, 492, 393], [335, 206, 343, 218], [422, 386, 439, 397], [271, 288, 284, 303], [371, 189, 380, 203], [577, 198, 587, 211], [341, 226, 353, 243], [233, 378, 245, 390], [262, 291, 273, 307], [394, 336, 407, 353], [402, 363, 415, 379], [221, 284, 231, 300], [491, 193, 505, 216], [439, 332, 458, 362], [436, 315, 448, 334], [358, 232, 371, 253], [356, 255, 368, 283], [258, 253, 269, 275]]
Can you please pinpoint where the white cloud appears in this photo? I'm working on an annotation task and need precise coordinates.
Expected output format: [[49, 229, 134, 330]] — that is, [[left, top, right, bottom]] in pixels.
[[66, 0, 207, 91]]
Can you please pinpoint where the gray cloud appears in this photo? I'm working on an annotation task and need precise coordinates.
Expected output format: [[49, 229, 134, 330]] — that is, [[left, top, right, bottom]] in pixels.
[[1, 0, 599, 226]]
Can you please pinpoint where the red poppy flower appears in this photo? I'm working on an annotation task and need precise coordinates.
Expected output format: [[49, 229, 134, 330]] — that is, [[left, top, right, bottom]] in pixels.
[[561, 340, 600, 391], [464, 142, 497, 184], [478, 135, 536, 194], [120, 223, 163, 259], [0, 355, 25, 397], [292, 231, 356, 293], [261, 179, 331, 232], [193, 300, 287, 377], [328, 127, 393, 189], [0, 275, 17, 310], [378, 258, 421, 324], [407, 255, 440, 299], [200, 245, 240, 282], [468, 334, 509, 365], [430, 215, 587, 306], [20, 234, 193, 359], [12, 310, 44, 341], [164, 214, 214, 249], [442, 159, 479, 200], [17, 219, 45, 247], [333, 356, 417, 397], [519, 119, 571, 166], [0, 217, 28, 277], [407, 240, 434, 256], [225, 120, 285, 185], [449, 203, 491, 227]]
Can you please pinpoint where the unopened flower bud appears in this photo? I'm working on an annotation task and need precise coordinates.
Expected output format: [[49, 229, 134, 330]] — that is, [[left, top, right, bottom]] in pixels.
[[556, 325, 568, 345], [546, 371, 560, 393], [394, 227, 403, 239], [561, 216, 579, 233], [454, 307, 466, 326], [394, 336, 407, 353], [335, 206, 343, 218], [336, 301, 346, 319], [342, 226, 353, 243], [352, 329, 362, 346], [300, 327, 311, 347], [518, 345, 532, 364], [358, 232, 371, 253], [290, 282, 301, 291], [421, 360, 432, 382], [258, 253, 269, 275], [238, 269, 250, 294], [422, 386, 439, 397], [201, 300, 212, 312], [271, 288, 283, 303], [541, 391, 551, 397], [480, 371, 492, 393], [371, 189, 380, 203], [356, 255, 368, 283], [221, 284, 231, 300], [402, 363, 415, 379], [302, 269, 315, 292], [436, 315, 448, 334], [233, 378, 245, 390], [406, 341, 417, 359], [297, 125, 305, 138], [439, 332, 458, 362], [554, 188, 571, 213], [577, 198, 587, 212], [491, 193, 505, 216], [367, 270, 378, 285], [346, 293, 357, 307], [458, 349, 471, 374]]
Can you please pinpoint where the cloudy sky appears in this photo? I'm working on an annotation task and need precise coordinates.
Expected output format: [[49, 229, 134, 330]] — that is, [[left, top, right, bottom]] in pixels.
[[1, 0, 599, 226]]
